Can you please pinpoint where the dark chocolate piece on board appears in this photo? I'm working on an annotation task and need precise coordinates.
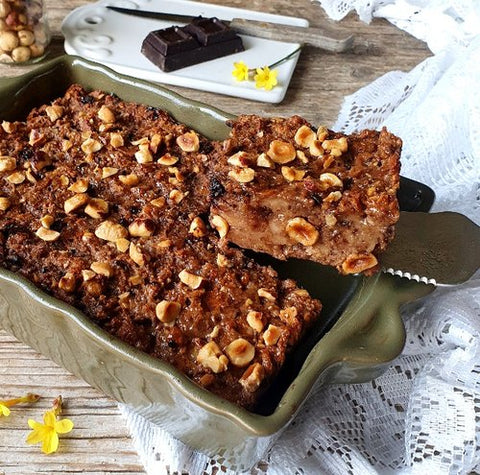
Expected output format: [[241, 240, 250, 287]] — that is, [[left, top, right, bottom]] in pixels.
[[143, 26, 199, 56], [185, 16, 238, 45], [141, 18, 244, 72]]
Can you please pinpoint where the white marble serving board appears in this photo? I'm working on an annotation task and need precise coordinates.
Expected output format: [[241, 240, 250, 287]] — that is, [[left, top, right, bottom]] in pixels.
[[61, 0, 308, 103]]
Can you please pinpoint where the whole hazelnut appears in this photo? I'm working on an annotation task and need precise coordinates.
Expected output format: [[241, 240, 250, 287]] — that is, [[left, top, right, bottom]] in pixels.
[[11, 45, 31, 62], [18, 29, 34, 46], [0, 52, 13, 63], [29, 42, 44, 57], [0, 1, 11, 20], [0, 30, 19, 52]]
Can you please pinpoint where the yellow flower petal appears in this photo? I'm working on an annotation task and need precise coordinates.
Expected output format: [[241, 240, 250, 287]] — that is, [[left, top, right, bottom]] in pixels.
[[232, 61, 249, 81], [0, 403, 10, 417], [43, 410, 56, 427], [26, 423, 50, 445], [54, 418, 74, 434], [41, 430, 59, 454]]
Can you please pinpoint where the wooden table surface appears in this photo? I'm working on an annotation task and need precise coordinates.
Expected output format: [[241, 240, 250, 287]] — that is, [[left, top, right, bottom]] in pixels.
[[0, 1, 430, 473]]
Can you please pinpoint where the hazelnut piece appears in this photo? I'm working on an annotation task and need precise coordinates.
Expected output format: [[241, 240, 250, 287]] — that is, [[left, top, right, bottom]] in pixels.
[[128, 218, 155, 238], [90, 261, 114, 278], [228, 167, 255, 183], [267, 140, 296, 164], [176, 131, 200, 152], [263, 324, 282, 346], [97, 105, 115, 123], [84, 198, 109, 219], [281, 166, 306, 182], [45, 105, 64, 122], [0, 156, 16, 172], [64, 193, 89, 214], [239, 363, 265, 392], [285, 217, 319, 246], [0, 196, 10, 211], [197, 341, 229, 373], [341, 253, 378, 274], [35, 226, 60, 242], [246, 311, 264, 332], [189, 216, 207, 237], [225, 338, 255, 367], [156, 300, 181, 325], [294, 125, 316, 148], [210, 214, 229, 238], [178, 269, 203, 289], [95, 220, 128, 242]]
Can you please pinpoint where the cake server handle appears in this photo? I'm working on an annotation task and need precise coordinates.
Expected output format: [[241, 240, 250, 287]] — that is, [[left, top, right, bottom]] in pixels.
[[380, 211, 480, 287]]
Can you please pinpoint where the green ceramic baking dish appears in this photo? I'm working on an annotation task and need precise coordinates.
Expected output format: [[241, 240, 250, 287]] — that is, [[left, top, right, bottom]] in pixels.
[[0, 55, 434, 471]]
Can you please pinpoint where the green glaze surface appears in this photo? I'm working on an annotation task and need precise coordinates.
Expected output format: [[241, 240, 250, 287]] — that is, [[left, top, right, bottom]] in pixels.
[[0, 56, 435, 470]]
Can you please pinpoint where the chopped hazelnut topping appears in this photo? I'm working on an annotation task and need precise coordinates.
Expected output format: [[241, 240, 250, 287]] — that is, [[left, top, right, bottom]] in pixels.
[[281, 166, 306, 182], [158, 153, 179, 166], [179, 269, 203, 289], [40, 214, 54, 229], [267, 140, 296, 164], [279, 306, 298, 324], [210, 214, 229, 238], [309, 140, 324, 157], [129, 274, 142, 286], [157, 239, 172, 249], [239, 362, 265, 392], [128, 218, 155, 238], [316, 126, 329, 141], [257, 288, 276, 301], [189, 216, 207, 237], [68, 178, 89, 193], [176, 131, 200, 152], [45, 105, 64, 122], [115, 237, 130, 253], [95, 220, 128, 242], [294, 125, 316, 148], [129, 242, 145, 266], [84, 198, 109, 219], [227, 151, 250, 167], [135, 143, 153, 164], [285, 217, 319, 246], [150, 197, 166, 208], [0, 156, 16, 172], [156, 300, 181, 325], [131, 137, 149, 146], [102, 167, 119, 179], [0, 197, 10, 211], [225, 338, 255, 367], [59, 175, 69, 187], [319, 172, 343, 189], [97, 105, 115, 123], [1, 121, 14, 133], [62, 140, 73, 152], [296, 150, 309, 164], [6, 171, 25, 185], [263, 324, 282, 346], [81, 138, 103, 154], [90, 261, 114, 278], [109, 132, 124, 148], [325, 214, 337, 227], [322, 137, 348, 157], [64, 193, 89, 214], [81, 269, 96, 282], [209, 325, 220, 339], [246, 311, 264, 332], [150, 134, 162, 153], [292, 289, 310, 298], [35, 226, 60, 242], [197, 341, 229, 373], [169, 189, 185, 204], [216, 254, 232, 268], [228, 167, 255, 183], [341, 253, 378, 274], [28, 129, 44, 147], [119, 173, 139, 186], [58, 272, 76, 293], [256, 152, 275, 168], [324, 191, 343, 203]]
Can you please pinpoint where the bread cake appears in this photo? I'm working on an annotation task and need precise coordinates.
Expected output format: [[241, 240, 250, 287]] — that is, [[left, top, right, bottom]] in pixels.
[[209, 115, 401, 275], [0, 85, 321, 409]]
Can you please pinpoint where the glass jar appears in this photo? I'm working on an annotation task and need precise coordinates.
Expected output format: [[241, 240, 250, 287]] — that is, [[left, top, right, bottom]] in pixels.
[[0, 0, 50, 64]]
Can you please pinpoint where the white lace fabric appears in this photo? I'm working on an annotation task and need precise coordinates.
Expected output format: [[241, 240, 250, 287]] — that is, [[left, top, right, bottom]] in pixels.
[[119, 2, 480, 473]]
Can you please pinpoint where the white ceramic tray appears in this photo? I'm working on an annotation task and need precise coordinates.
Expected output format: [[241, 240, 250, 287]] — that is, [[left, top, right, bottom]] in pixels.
[[61, 0, 308, 103]]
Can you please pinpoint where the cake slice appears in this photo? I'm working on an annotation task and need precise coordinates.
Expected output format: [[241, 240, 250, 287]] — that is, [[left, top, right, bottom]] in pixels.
[[0, 86, 321, 409], [208, 115, 401, 275]]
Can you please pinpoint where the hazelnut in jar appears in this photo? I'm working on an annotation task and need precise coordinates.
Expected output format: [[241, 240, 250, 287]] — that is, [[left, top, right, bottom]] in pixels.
[[0, 0, 50, 64]]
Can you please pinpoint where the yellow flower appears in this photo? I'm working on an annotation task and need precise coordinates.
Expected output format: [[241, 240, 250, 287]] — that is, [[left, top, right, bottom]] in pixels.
[[254, 66, 278, 91], [232, 61, 250, 81], [26, 396, 73, 454], [0, 393, 39, 417], [0, 403, 10, 417]]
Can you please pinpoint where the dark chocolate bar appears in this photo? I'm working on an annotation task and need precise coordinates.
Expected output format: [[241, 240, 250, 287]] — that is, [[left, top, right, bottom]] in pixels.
[[141, 17, 244, 73]]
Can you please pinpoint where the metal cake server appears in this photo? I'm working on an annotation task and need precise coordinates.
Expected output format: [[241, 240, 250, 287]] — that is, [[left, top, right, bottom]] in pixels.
[[381, 211, 480, 287]]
